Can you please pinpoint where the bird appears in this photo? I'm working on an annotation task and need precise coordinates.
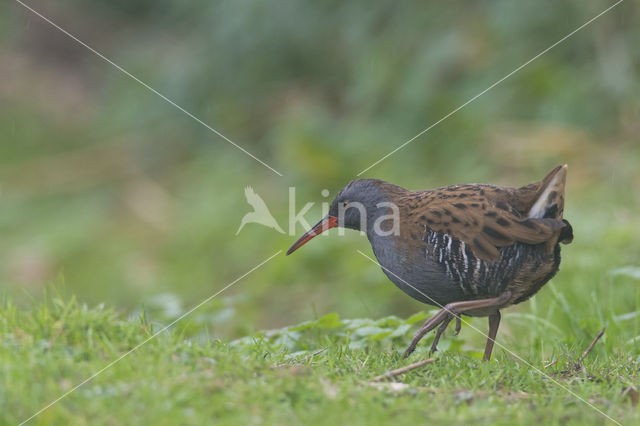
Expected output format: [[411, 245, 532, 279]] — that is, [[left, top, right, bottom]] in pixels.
[[286, 165, 573, 361], [236, 186, 285, 235]]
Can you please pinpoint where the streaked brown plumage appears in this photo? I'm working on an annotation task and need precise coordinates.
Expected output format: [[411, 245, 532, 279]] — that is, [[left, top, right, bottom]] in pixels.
[[397, 166, 569, 262], [287, 165, 573, 360]]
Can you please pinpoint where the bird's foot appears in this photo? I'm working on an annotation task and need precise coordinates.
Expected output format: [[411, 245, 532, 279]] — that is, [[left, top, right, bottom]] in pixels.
[[453, 316, 462, 335], [405, 293, 512, 359], [429, 314, 455, 355], [403, 308, 457, 359]]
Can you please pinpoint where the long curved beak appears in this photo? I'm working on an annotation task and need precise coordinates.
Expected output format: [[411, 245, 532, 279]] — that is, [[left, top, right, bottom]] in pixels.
[[286, 215, 338, 255]]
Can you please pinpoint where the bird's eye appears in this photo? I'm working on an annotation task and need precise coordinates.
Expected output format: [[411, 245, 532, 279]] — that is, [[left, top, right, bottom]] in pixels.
[[342, 201, 349, 207]]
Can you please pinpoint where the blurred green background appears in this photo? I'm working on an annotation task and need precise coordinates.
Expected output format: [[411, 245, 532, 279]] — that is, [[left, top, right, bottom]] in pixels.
[[1, 0, 639, 348]]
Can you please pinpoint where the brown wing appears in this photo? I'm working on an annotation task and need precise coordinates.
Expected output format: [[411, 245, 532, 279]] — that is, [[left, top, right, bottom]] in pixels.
[[415, 187, 566, 262]]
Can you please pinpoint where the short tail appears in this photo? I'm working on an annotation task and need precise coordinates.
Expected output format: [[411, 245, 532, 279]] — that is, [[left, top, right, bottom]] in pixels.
[[527, 164, 567, 220]]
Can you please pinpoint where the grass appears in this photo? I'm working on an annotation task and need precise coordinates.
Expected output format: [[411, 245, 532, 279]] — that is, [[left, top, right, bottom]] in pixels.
[[2, 290, 639, 425]]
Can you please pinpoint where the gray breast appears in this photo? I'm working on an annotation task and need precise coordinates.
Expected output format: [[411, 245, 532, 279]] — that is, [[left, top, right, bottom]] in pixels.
[[367, 232, 468, 307]]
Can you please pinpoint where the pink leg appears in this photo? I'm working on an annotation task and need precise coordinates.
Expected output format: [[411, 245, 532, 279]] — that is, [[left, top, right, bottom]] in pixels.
[[483, 311, 501, 361], [404, 291, 511, 358]]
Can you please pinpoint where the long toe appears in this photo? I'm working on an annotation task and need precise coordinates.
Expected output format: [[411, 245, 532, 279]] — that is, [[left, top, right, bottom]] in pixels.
[[405, 309, 453, 357], [403, 345, 415, 359], [453, 316, 462, 335], [430, 315, 454, 355]]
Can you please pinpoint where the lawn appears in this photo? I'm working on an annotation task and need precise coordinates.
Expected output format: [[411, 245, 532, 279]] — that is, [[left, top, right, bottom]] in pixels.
[[3, 271, 639, 425]]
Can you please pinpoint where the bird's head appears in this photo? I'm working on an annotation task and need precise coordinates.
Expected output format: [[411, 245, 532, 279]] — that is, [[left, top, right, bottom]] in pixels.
[[286, 179, 401, 255]]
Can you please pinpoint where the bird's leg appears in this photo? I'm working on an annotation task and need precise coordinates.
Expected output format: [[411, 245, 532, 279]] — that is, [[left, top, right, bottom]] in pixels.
[[482, 311, 501, 361], [404, 291, 511, 359], [429, 314, 454, 355]]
